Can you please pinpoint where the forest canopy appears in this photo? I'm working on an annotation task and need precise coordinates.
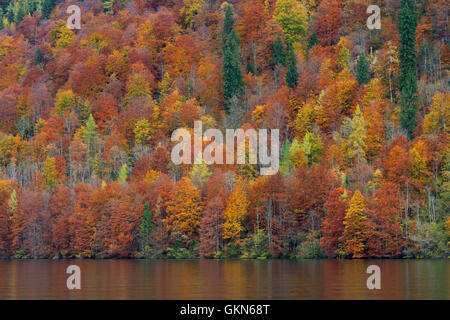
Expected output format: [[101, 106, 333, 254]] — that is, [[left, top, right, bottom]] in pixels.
[[0, 0, 448, 259]]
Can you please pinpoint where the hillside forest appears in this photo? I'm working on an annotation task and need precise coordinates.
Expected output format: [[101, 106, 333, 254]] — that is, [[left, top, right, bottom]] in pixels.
[[0, 0, 448, 259]]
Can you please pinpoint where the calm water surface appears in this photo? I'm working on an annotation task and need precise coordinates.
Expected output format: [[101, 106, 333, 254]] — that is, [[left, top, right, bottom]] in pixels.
[[0, 259, 448, 299]]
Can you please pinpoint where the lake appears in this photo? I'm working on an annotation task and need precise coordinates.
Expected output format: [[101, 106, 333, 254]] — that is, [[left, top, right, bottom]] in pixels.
[[0, 259, 448, 299]]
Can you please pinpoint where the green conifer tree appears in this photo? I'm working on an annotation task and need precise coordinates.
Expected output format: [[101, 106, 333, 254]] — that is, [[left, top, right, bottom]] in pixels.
[[222, 5, 243, 110], [356, 52, 370, 85], [272, 35, 285, 67], [138, 202, 154, 251], [398, 0, 418, 139], [306, 31, 318, 54], [42, 0, 55, 19], [286, 44, 298, 89]]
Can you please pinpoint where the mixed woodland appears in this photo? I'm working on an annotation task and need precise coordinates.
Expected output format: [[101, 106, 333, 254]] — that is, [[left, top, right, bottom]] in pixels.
[[0, 0, 448, 259]]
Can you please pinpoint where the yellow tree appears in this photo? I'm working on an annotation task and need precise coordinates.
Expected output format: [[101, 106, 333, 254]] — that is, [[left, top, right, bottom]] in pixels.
[[274, 0, 308, 44], [165, 177, 203, 242], [423, 91, 449, 137], [49, 20, 75, 48], [134, 119, 151, 145], [223, 180, 248, 243], [342, 190, 367, 258], [348, 105, 367, 163], [43, 156, 58, 191], [410, 140, 432, 192], [54, 89, 76, 116]]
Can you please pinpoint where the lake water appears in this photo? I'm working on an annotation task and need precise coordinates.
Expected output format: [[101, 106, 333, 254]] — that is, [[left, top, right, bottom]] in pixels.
[[0, 259, 448, 299]]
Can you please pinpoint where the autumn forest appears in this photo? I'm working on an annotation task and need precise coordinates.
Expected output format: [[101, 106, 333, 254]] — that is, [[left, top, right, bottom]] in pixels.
[[0, 0, 448, 260]]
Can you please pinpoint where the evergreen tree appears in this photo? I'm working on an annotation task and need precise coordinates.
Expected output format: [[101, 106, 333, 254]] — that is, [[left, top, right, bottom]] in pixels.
[[33, 48, 44, 66], [138, 202, 154, 251], [246, 59, 255, 75], [222, 6, 243, 110], [222, 5, 234, 46], [13, 1, 24, 25], [272, 35, 285, 67], [306, 31, 318, 54], [356, 52, 370, 85], [0, 8, 4, 30], [286, 44, 298, 89], [398, 0, 418, 139], [42, 0, 55, 19]]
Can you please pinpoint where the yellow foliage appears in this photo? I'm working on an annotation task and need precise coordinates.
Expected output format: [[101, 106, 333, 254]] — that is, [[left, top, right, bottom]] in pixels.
[[423, 91, 450, 136], [54, 89, 76, 116], [43, 156, 58, 190], [343, 190, 367, 258], [0, 36, 15, 61], [134, 119, 152, 145], [410, 140, 432, 190], [165, 177, 203, 239], [223, 180, 248, 242], [181, 0, 205, 28], [50, 20, 75, 48]]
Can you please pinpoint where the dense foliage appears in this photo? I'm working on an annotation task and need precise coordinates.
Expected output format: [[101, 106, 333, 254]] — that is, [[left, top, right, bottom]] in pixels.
[[0, 0, 448, 259]]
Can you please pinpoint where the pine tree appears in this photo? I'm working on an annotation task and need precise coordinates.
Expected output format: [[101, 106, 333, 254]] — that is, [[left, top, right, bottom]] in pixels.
[[138, 202, 154, 251], [246, 60, 255, 75], [222, 5, 234, 46], [222, 5, 243, 110], [306, 31, 318, 54], [398, 0, 418, 139], [356, 52, 370, 85], [286, 44, 298, 89], [42, 0, 55, 19], [33, 48, 44, 66], [12, 1, 24, 25], [0, 8, 4, 30], [272, 35, 285, 67]]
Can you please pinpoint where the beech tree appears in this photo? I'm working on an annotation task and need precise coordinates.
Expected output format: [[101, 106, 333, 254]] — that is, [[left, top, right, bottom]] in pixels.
[[342, 190, 368, 258], [165, 177, 202, 243]]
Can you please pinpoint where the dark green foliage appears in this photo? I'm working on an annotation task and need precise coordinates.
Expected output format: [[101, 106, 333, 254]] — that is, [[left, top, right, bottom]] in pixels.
[[33, 48, 44, 66], [1, 0, 56, 26], [272, 35, 285, 67], [398, 0, 418, 139], [42, 0, 56, 19], [286, 44, 298, 89], [307, 31, 318, 54], [356, 52, 370, 85], [0, 8, 4, 30], [246, 59, 255, 75], [222, 6, 243, 109], [13, 4, 24, 25], [222, 5, 234, 46], [138, 203, 154, 251]]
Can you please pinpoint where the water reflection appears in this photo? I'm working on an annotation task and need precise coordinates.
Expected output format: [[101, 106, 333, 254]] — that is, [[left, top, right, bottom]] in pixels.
[[0, 259, 448, 299]]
